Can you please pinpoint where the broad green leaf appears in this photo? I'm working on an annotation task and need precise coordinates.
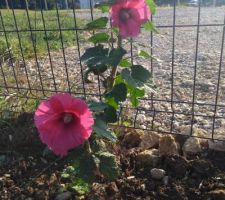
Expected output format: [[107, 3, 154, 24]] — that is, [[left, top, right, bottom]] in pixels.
[[145, 0, 156, 15], [88, 102, 108, 112], [97, 152, 119, 181], [81, 45, 109, 66], [88, 33, 110, 44], [90, 139, 107, 153], [105, 83, 127, 103], [138, 50, 152, 58], [119, 59, 132, 67], [144, 21, 159, 33], [93, 118, 117, 142], [128, 86, 145, 107], [108, 47, 127, 67], [79, 153, 99, 182], [86, 17, 108, 30], [131, 65, 151, 84], [103, 105, 117, 123], [121, 65, 151, 88], [105, 96, 118, 109]]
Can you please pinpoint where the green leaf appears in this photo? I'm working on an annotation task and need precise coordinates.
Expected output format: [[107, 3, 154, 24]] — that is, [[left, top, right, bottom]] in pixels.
[[88, 102, 108, 112], [145, 0, 156, 15], [128, 86, 145, 107], [138, 50, 152, 58], [88, 33, 110, 44], [79, 153, 99, 182], [108, 47, 127, 67], [93, 118, 117, 142], [90, 139, 107, 153], [144, 21, 159, 33], [105, 83, 127, 103], [105, 96, 118, 109], [86, 17, 108, 30], [98, 5, 109, 13], [103, 105, 117, 123], [97, 152, 119, 181], [81, 45, 109, 66], [81, 46, 126, 68], [121, 65, 151, 88], [71, 178, 90, 195], [119, 59, 132, 67]]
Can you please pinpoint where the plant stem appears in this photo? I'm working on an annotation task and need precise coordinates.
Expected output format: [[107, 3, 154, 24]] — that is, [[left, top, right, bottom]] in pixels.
[[108, 35, 122, 90], [84, 140, 92, 153]]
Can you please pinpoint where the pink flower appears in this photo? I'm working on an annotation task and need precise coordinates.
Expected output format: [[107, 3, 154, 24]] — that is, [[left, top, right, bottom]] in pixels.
[[110, 0, 150, 37], [34, 93, 94, 157]]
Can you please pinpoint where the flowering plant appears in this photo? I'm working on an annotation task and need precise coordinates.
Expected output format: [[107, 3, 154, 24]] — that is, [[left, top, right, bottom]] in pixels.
[[35, 0, 157, 193]]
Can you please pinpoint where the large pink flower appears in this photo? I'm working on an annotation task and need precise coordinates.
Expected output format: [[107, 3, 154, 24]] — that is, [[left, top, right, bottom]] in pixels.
[[110, 0, 150, 37], [34, 93, 94, 157]]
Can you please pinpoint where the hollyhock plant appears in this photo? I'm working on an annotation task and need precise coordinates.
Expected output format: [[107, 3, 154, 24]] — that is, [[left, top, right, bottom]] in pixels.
[[110, 0, 151, 37], [34, 93, 94, 157]]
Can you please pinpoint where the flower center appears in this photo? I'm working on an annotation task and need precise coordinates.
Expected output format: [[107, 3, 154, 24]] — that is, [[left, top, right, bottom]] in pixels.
[[119, 8, 131, 23], [63, 113, 74, 124]]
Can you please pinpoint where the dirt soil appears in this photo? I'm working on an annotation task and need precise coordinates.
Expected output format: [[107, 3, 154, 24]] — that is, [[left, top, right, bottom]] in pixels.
[[1, 113, 225, 200]]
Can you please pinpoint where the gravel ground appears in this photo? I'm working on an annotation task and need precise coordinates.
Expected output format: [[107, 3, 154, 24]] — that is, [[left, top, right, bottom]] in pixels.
[[1, 6, 225, 138]]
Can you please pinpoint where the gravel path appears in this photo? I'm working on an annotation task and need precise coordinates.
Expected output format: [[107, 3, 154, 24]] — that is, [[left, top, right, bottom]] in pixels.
[[1, 6, 225, 138]]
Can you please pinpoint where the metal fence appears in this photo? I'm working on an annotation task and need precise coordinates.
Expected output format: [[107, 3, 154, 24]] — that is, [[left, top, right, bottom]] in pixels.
[[0, 0, 225, 141]]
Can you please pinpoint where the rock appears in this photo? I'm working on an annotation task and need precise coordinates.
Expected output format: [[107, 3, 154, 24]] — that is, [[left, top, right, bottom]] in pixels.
[[164, 155, 189, 178], [122, 129, 144, 148], [208, 140, 225, 152], [159, 134, 180, 156], [163, 176, 169, 186], [208, 189, 225, 200], [136, 149, 161, 167], [137, 114, 146, 124], [182, 137, 202, 156], [140, 131, 161, 150], [190, 159, 214, 177], [55, 191, 73, 200], [106, 182, 119, 196], [150, 168, 166, 180]]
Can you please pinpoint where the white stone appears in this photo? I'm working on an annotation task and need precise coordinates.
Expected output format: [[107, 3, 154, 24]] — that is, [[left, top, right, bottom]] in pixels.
[[150, 168, 165, 180], [159, 134, 180, 156], [140, 132, 161, 150], [137, 114, 146, 124], [182, 137, 202, 155]]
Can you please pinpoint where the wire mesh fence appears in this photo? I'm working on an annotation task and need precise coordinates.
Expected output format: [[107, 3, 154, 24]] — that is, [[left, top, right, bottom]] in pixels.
[[0, 0, 225, 140]]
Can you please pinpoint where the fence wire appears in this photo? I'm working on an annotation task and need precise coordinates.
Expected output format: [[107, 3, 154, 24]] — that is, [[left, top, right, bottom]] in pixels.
[[0, 0, 225, 141]]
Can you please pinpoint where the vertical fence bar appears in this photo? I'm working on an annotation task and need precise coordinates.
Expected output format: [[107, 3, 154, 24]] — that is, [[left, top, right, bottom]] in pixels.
[[0, 10, 19, 92], [23, 0, 45, 95], [190, 2, 201, 136], [71, 0, 87, 99], [10, 6, 32, 94], [211, 14, 225, 139], [54, 0, 71, 93], [170, 0, 176, 133], [39, 0, 57, 92]]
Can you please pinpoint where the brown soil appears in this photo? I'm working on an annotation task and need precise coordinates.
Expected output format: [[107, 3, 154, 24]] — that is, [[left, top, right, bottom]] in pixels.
[[1, 113, 225, 200]]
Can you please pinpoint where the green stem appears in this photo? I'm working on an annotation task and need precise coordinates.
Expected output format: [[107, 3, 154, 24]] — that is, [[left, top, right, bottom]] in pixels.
[[108, 35, 122, 90], [84, 140, 92, 153]]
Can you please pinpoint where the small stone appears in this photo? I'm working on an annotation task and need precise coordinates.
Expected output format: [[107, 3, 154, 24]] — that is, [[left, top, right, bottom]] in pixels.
[[208, 189, 225, 200], [106, 182, 119, 196], [137, 114, 146, 124], [55, 191, 72, 200], [182, 137, 202, 157], [140, 131, 161, 150], [4, 174, 11, 178], [163, 176, 169, 186], [136, 149, 161, 167], [159, 134, 180, 156], [150, 168, 165, 180], [122, 129, 144, 148], [208, 140, 225, 152]]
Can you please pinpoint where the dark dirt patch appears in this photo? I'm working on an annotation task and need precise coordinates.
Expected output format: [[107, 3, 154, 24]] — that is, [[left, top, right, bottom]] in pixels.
[[1, 113, 225, 200]]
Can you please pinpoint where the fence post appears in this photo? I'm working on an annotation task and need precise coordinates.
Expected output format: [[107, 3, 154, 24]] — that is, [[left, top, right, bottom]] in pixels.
[[5, 0, 9, 9], [44, 0, 48, 10]]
